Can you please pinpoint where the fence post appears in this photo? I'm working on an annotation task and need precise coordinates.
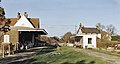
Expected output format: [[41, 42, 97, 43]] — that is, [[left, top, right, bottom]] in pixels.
[[2, 43, 5, 58], [8, 44, 10, 55]]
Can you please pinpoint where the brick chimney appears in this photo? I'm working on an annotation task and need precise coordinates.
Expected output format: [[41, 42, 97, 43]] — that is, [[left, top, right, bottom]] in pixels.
[[24, 12, 28, 18], [17, 12, 21, 20], [80, 23, 84, 28], [96, 23, 102, 32]]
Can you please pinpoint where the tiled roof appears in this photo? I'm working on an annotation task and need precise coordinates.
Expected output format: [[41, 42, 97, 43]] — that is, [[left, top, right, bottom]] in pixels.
[[10, 26, 47, 35], [7, 18, 39, 28], [81, 27, 100, 33]]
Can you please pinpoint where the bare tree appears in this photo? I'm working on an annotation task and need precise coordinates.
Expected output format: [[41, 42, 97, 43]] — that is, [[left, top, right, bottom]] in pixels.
[[96, 23, 117, 35], [0, 7, 11, 33], [0, 7, 5, 25], [96, 23, 105, 31], [106, 24, 116, 36]]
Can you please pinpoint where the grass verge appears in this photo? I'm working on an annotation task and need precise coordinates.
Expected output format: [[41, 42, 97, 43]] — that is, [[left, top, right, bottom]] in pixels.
[[28, 46, 106, 64], [8, 46, 107, 64]]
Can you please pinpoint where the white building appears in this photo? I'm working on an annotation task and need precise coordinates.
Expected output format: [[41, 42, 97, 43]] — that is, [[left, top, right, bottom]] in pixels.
[[75, 23, 101, 48]]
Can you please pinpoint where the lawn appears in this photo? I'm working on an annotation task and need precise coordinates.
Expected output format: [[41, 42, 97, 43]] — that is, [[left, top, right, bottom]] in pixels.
[[27, 46, 106, 64], [9, 46, 107, 64]]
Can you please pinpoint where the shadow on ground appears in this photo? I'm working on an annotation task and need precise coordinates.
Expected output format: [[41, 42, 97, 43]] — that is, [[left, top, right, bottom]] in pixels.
[[35, 46, 56, 55], [0, 46, 56, 64], [1, 46, 96, 64], [8, 59, 96, 64], [62, 60, 95, 64], [8, 58, 47, 64]]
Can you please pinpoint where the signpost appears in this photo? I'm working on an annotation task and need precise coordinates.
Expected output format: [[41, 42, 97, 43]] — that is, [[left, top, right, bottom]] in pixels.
[[4, 35, 9, 43]]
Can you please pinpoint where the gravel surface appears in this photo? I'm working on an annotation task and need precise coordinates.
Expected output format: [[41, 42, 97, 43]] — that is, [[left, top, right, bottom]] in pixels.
[[74, 48, 120, 64]]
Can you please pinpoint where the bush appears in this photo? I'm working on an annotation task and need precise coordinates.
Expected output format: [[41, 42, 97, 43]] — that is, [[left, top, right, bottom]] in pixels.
[[97, 42, 120, 48], [112, 36, 120, 41]]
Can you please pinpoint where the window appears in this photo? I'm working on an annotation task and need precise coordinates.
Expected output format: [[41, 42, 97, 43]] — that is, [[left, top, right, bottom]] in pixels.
[[88, 38, 92, 44]]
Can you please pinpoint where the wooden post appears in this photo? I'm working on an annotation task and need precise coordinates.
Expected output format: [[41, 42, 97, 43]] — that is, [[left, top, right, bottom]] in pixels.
[[32, 34, 34, 47], [16, 42, 18, 50], [2, 43, 5, 58], [8, 44, 10, 55]]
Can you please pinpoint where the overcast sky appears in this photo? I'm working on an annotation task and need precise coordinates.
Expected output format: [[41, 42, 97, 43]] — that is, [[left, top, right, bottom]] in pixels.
[[2, 0, 120, 37]]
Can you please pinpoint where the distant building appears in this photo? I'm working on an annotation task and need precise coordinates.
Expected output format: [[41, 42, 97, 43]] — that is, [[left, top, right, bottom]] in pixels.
[[75, 23, 101, 48], [2, 12, 47, 51]]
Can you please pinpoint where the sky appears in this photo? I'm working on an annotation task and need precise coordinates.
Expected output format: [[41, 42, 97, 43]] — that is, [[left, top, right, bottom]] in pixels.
[[2, 0, 120, 37]]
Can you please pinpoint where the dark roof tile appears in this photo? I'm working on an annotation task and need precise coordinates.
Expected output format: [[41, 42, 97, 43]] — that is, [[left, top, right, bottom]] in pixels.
[[7, 18, 39, 28], [81, 27, 100, 33]]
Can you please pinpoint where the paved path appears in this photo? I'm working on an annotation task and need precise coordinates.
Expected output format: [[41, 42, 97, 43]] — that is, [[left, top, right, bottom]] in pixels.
[[0, 47, 44, 64], [74, 48, 120, 64]]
